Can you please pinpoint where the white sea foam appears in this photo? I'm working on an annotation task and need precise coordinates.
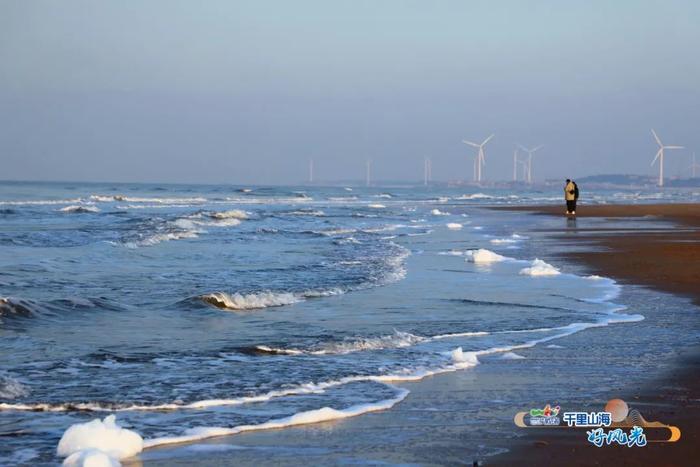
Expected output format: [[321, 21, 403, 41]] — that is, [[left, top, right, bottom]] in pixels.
[[489, 238, 516, 245], [0, 198, 83, 206], [88, 195, 118, 203], [90, 195, 207, 205], [253, 346, 304, 355], [451, 347, 480, 365], [59, 205, 100, 213], [123, 231, 199, 248], [63, 449, 120, 466], [143, 388, 409, 449], [438, 250, 466, 256], [257, 331, 427, 356], [0, 374, 29, 399], [432, 330, 490, 339], [431, 209, 449, 216], [490, 234, 524, 245], [500, 352, 526, 360], [288, 209, 325, 217], [209, 209, 248, 220], [519, 259, 560, 276], [456, 193, 491, 200], [57, 415, 143, 465], [464, 249, 510, 264], [200, 292, 301, 310], [368, 203, 386, 209], [446, 223, 462, 230]]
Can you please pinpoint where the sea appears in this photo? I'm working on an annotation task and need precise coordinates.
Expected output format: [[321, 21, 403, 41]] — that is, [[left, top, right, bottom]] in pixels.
[[1, 181, 699, 465]]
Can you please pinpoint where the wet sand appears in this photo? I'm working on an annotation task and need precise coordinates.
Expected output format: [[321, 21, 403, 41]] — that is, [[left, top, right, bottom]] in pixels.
[[490, 203, 700, 466]]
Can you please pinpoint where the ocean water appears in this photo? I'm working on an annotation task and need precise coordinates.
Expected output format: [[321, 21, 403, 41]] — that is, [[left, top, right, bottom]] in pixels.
[[1, 181, 699, 465]]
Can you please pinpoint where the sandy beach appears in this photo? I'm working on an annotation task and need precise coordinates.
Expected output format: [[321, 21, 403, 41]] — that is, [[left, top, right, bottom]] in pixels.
[[490, 203, 700, 466]]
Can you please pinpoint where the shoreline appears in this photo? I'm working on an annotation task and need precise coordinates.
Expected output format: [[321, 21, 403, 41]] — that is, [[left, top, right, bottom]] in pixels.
[[489, 203, 700, 466]]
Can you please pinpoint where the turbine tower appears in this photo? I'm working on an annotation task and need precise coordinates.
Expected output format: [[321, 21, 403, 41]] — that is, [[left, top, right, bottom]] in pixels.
[[424, 157, 432, 186], [512, 149, 519, 181], [462, 134, 494, 183], [308, 158, 314, 183], [517, 144, 544, 184], [518, 158, 528, 182], [687, 152, 700, 178], [651, 129, 683, 187]]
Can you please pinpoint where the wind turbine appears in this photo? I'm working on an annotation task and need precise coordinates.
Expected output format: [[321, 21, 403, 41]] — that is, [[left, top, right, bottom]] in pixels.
[[517, 144, 544, 184], [512, 149, 520, 181], [687, 152, 700, 178], [308, 158, 314, 183], [517, 158, 529, 182], [424, 157, 432, 186], [651, 129, 683, 187], [462, 134, 494, 183]]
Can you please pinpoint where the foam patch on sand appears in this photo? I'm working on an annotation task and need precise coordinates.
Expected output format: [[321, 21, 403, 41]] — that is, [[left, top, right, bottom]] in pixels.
[[519, 259, 560, 276], [57, 415, 143, 465], [446, 223, 462, 230], [500, 352, 526, 360], [465, 249, 510, 264]]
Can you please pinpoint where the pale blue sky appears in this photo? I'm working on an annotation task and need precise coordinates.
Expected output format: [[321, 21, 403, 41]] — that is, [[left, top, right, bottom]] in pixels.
[[1, 0, 698, 183]]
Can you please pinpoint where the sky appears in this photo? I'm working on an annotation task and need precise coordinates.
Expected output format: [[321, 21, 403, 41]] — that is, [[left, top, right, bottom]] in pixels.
[[1, 0, 698, 184]]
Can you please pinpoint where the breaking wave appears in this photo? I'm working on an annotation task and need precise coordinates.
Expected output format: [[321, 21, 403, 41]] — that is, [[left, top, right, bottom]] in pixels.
[[122, 230, 200, 248], [59, 205, 100, 213], [252, 331, 427, 356], [200, 292, 301, 310], [207, 209, 248, 220]]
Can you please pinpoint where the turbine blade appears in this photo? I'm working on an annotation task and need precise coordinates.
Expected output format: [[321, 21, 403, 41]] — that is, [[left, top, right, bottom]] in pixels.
[[481, 134, 495, 146], [532, 145, 544, 152], [651, 148, 662, 166], [651, 129, 662, 147], [665, 145, 684, 149], [462, 140, 480, 148]]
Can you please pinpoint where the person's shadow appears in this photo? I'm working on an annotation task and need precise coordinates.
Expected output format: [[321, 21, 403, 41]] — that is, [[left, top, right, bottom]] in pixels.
[[565, 215, 577, 231]]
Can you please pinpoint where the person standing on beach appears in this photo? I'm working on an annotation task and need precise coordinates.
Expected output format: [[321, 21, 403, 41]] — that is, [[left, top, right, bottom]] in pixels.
[[564, 179, 576, 215]]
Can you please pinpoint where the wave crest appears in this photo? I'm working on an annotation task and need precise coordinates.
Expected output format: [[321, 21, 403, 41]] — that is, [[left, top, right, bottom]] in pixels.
[[200, 292, 301, 310]]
